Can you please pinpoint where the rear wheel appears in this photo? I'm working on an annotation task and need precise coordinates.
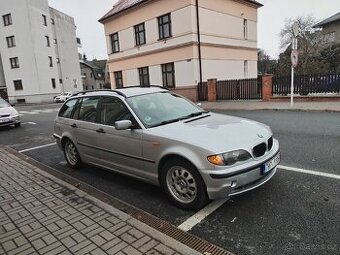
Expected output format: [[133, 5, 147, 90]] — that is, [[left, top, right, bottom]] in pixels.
[[63, 139, 81, 169], [161, 158, 209, 210]]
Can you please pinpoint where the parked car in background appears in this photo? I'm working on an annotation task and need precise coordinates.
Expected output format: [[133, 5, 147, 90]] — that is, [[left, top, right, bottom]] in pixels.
[[0, 98, 20, 128], [54, 92, 73, 103], [53, 87, 280, 209]]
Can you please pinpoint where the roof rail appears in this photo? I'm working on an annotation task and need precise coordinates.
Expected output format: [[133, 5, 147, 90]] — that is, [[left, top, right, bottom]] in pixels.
[[71, 89, 126, 98], [117, 85, 169, 90]]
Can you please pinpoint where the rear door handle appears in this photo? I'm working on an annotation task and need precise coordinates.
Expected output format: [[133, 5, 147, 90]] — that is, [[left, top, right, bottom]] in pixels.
[[96, 128, 106, 134], [70, 123, 77, 128]]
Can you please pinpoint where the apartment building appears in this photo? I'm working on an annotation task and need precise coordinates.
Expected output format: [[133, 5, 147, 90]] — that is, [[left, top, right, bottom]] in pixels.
[[0, 0, 82, 103], [100, 0, 262, 101]]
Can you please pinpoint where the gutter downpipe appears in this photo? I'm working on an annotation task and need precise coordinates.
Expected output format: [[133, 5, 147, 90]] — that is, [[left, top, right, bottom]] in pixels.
[[195, 0, 203, 86]]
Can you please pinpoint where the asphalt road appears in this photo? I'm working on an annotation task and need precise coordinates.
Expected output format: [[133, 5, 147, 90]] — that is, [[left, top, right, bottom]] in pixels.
[[0, 104, 339, 255]]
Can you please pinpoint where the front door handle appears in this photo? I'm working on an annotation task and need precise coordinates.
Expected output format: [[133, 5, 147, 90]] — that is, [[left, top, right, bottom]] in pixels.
[[70, 123, 77, 128], [96, 128, 106, 134]]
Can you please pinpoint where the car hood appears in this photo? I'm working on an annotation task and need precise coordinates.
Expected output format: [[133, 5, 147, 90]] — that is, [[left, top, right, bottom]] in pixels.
[[148, 113, 272, 153], [0, 106, 18, 116]]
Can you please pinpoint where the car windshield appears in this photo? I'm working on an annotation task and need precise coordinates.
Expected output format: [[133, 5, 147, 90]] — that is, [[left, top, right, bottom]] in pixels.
[[126, 92, 208, 128], [0, 98, 10, 108]]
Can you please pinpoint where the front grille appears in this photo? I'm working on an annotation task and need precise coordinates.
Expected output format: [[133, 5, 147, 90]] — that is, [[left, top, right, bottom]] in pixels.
[[0, 114, 10, 118], [253, 143, 266, 157], [268, 137, 273, 151]]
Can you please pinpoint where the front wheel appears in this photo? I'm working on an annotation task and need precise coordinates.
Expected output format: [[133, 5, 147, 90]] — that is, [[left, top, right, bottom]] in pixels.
[[63, 139, 82, 169], [161, 158, 209, 210]]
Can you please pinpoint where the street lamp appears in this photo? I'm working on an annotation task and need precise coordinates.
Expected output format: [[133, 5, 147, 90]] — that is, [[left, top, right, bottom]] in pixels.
[[290, 22, 299, 107]]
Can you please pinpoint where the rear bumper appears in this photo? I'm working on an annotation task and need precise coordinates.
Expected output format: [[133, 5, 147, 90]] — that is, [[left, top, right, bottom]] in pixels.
[[201, 139, 280, 200]]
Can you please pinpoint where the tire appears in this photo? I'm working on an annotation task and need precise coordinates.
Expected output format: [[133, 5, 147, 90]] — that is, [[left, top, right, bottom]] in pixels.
[[160, 158, 209, 210], [63, 139, 82, 169], [14, 123, 21, 128]]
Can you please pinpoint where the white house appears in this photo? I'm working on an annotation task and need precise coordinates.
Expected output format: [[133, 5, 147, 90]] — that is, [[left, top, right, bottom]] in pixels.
[[0, 0, 82, 103]]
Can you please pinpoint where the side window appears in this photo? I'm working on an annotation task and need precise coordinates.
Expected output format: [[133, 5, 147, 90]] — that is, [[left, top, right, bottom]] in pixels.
[[78, 97, 100, 123], [59, 99, 77, 118], [99, 97, 132, 126]]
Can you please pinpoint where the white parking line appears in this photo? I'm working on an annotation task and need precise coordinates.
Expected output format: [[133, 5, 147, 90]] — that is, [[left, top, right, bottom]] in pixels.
[[178, 165, 339, 232], [19, 142, 57, 153], [278, 165, 340, 180], [22, 122, 37, 125], [178, 198, 228, 231]]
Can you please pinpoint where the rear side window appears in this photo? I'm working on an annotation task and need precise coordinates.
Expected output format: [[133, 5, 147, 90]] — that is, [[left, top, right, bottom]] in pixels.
[[99, 97, 133, 126], [58, 99, 77, 118], [78, 97, 100, 123]]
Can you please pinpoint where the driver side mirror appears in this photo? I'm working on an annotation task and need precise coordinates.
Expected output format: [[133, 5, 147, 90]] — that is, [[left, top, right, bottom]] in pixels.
[[115, 120, 132, 130]]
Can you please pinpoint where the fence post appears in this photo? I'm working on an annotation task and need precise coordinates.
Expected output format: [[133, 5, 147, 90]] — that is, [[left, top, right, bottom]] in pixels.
[[207, 79, 217, 102], [261, 74, 273, 101]]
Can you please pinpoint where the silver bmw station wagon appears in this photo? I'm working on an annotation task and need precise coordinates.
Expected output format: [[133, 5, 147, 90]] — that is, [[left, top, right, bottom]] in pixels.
[[54, 87, 280, 209]]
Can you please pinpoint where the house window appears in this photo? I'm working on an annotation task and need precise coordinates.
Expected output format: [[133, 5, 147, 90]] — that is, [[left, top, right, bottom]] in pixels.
[[48, 56, 53, 67], [51, 78, 56, 89], [114, 71, 123, 89], [90, 73, 93, 78], [158, 13, 172, 40], [161, 63, 175, 88], [42, 15, 47, 26], [110, 33, 120, 53], [244, 60, 248, 77], [6, 36, 15, 48], [10, 57, 19, 69], [243, 19, 248, 39], [59, 79, 63, 84], [51, 18, 55, 25], [54, 39, 57, 44], [3, 14, 12, 26], [56, 58, 60, 63], [134, 23, 146, 46], [138, 67, 150, 87], [46, 36, 50, 47], [14, 80, 23, 91]]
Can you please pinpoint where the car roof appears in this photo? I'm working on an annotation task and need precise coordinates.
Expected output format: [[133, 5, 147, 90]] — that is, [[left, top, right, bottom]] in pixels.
[[71, 86, 169, 99]]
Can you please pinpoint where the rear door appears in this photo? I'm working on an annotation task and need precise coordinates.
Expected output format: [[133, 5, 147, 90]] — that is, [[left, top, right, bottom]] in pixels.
[[72, 96, 102, 164]]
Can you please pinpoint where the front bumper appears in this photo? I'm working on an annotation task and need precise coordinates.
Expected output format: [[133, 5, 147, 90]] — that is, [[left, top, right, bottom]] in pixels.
[[0, 116, 20, 127], [201, 139, 280, 200]]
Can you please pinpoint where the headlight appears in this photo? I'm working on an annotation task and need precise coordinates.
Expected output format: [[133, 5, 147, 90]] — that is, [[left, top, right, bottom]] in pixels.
[[207, 150, 251, 166]]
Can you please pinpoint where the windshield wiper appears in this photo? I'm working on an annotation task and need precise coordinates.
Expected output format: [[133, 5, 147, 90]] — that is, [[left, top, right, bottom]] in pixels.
[[149, 111, 209, 128], [181, 111, 209, 120]]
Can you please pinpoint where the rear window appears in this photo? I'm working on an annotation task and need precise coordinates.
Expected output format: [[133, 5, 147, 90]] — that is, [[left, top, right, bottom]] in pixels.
[[58, 99, 77, 118]]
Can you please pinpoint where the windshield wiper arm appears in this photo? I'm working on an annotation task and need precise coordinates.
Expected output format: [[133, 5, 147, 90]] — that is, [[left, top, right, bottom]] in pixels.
[[181, 111, 209, 120]]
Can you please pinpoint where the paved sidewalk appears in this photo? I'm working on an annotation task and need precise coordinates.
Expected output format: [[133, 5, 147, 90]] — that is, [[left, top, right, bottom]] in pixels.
[[0, 147, 201, 255], [201, 101, 340, 112]]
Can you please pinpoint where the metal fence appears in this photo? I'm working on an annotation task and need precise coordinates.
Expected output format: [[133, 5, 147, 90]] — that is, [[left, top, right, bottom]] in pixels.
[[198, 78, 262, 101], [273, 72, 340, 95]]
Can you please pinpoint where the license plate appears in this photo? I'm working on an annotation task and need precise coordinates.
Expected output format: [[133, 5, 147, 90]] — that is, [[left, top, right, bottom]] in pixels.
[[262, 153, 280, 175], [0, 118, 9, 123]]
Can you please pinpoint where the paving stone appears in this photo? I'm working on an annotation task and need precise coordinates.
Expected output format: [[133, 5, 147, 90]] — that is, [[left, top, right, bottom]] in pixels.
[[71, 232, 87, 243], [120, 232, 137, 244], [2, 240, 17, 252], [7, 243, 32, 255], [101, 237, 121, 250], [90, 234, 107, 246], [139, 240, 160, 253], [122, 245, 143, 255], [106, 241, 128, 255], [69, 239, 92, 253], [75, 243, 97, 254], [90, 248, 107, 255], [32, 238, 47, 250], [154, 243, 175, 255], [13, 235, 27, 246], [42, 234, 58, 245], [128, 228, 145, 239], [99, 230, 116, 241], [145, 249, 162, 255], [132, 235, 152, 249], [60, 236, 77, 248]]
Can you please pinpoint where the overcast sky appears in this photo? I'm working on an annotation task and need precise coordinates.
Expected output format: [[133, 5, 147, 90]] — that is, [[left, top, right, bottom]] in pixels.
[[48, 0, 340, 60]]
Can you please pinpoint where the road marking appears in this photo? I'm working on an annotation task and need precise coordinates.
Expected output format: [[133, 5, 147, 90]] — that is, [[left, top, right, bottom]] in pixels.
[[19, 142, 57, 153], [278, 165, 340, 180], [178, 198, 228, 231], [22, 122, 37, 125]]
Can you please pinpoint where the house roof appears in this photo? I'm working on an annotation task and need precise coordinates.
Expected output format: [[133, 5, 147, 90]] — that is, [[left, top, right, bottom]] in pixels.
[[99, 0, 263, 23], [314, 12, 340, 28]]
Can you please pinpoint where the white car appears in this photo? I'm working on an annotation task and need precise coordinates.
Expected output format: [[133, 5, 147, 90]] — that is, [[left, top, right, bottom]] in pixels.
[[0, 98, 20, 128], [54, 92, 73, 103]]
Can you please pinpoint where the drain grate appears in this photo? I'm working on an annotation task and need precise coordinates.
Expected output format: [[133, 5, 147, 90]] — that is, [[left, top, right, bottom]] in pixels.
[[132, 211, 234, 255]]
